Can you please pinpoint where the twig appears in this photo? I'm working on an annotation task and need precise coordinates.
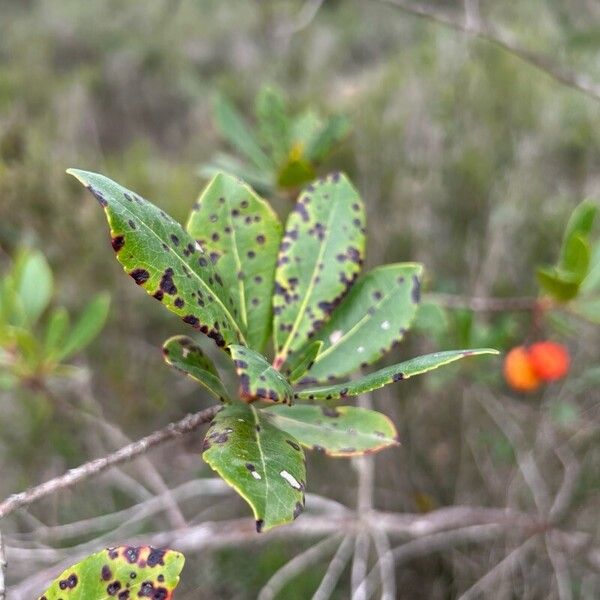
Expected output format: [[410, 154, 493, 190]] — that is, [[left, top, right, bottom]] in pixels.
[[426, 293, 544, 312], [0, 531, 6, 600], [376, 0, 600, 103], [0, 405, 220, 520], [257, 535, 343, 600], [370, 528, 396, 600], [313, 535, 355, 600]]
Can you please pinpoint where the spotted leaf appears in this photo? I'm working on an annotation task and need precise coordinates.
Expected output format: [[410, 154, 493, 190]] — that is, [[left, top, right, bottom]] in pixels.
[[298, 264, 423, 383], [162, 335, 229, 402], [287, 340, 323, 383], [37, 545, 184, 599], [68, 169, 244, 350], [295, 349, 499, 400], [265, 404, 398, 456], [272, 173, 366, 368], [202, 403, 306, 532], [230, 344, 293, 405], [186, 173, 282, 351]]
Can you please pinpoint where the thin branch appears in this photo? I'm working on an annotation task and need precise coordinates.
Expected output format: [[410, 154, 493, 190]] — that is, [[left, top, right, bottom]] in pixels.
[[313, 535, 355, 600], [370, 528, 396, 600], [376, 0, 600, 103], [0, 405, 221, 520], [0, 531, 6, 600]]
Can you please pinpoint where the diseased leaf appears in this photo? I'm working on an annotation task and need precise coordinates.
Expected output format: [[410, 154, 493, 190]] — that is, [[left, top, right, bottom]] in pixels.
[[38, 545, 184, 599], [162, 335, 229, 402], [230, 345, 293, 405], [287, 340, 323, 383], [299, 264, 422, 383], [265, 404, 398, 456], [273, 173, 366, 368], [186, 173, 282, 351], [202, 403, 306, 532], [67, 169, 244, 349], [295, 349, 499, 400]]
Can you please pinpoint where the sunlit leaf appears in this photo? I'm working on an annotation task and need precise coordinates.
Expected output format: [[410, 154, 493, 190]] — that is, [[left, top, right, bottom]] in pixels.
[[68, 169, 244, 349], [162, 335, 229, 402], [202, 403, 306, 532], [299, 264, 422, 383], [295, 349, 499, 400], [265, 404, 398, 456], [230, 345, 293, 404], [273, 173, 366, 368], [38, 545, 185, 599], [186, 173, 282, 351]]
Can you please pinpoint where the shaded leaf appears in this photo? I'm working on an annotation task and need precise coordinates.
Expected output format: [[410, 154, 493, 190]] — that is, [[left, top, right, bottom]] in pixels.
[[277, 155, 316, 189], [273, 173, 366, 368], [295, 348, 499, 400], [561, 200, 596, 261], [305, 114, 351, 162], [214, 95, 273, 172], [199, 153, 274, 195], [256, 86, 290, 164], [59, 292, 110, 360], [230, 345, 293, 405], [537, 267, 580, 301], [44, 307, 70, 356], [265, 404, 398, 456], [38, 545, 184, 599], [15, 249, 53, 324], [162, 335, 229, 402], [68, 169, 244, 349], [299, 264, 422, 383], [287, 340, 323, 383], [561, 233, 590, 281], [202, 403, 306, 532], [186, 173, 282, 351]]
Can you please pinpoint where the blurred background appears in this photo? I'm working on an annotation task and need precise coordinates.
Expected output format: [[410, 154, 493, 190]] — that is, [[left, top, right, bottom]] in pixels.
[[1, 1, 599, 598]]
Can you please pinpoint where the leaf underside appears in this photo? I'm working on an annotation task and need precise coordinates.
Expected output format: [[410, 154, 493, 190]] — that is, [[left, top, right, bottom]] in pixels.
[[186, 173, 282, 351], [265, 404, 398, 456], [202, 403, 306, 532], [273, 172, 366, 368], [162, 335, 229, 402], [230, 344, 294, 404], [38, 545, 184, 599], [300, 263, 423, 383], [295, 349, 499, 400], [68, 169, 244, 350]]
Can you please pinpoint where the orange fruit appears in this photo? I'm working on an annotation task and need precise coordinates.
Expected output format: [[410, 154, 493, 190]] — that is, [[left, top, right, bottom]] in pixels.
[[528, 341, 570, 382], [503, 346, 541, 392]]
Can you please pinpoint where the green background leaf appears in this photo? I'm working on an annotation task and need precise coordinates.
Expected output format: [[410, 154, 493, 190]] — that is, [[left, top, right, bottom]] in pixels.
[[202, 403, 306, 532]]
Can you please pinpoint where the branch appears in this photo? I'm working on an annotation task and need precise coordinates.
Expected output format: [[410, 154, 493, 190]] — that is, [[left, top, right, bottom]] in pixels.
[[376, 0, 600, 103], [0, 531, 6, 600], [0, 405, 221, 520]]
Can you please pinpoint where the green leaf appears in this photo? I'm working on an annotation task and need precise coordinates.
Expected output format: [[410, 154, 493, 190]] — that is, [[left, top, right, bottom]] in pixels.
[[256, 86, 290, 164], [276, 157, 316, 189], [560, 233, 590, 281], [214, 95, 273, 172], [295, 348, 499, 400], [199, 153, 275, 195], [38, 545, 184, 599], [67, 169, 245, 349], [59, 292, 110, 360], [298, 264, 422, 383], [273, 173, 366, 368], [230, 345, 293, 405], [265, 404, 398, 456], [162, 335, 229, 402], [44, 307, 70, 355], [14, 249, 53, 324], [186, 173, 282, 351], [561, 200, 596, 257], [570, 297, 600, 324], [581, 242, 600, 293], [537, 266, 580, 301], [202, 403, 306, 532], [287, 340, 323, 383], [305, 114, 351, 162]]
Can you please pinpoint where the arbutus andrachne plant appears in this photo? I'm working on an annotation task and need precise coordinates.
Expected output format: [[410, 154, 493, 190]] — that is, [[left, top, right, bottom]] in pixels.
[[67, 167, 498, 534]]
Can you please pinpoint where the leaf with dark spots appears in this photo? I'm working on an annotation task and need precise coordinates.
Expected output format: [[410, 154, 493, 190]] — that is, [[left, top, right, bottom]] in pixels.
[[300, 263, 423, 383], [162, 335, 229, 402], [285, 340, 323, 383], [202, 403, 306, 532], [295, 349, 499, 400], [272, 173, 366, 368], [37, 545, 184, 599], [68, 169, 244, 350], [265, 405, 398, 457], [187, 173, 282, 352], [229, 345, 293, 405]]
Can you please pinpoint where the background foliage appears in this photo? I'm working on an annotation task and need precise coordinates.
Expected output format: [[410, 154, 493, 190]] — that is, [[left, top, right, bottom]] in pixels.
[[1, 1, 600, 598]]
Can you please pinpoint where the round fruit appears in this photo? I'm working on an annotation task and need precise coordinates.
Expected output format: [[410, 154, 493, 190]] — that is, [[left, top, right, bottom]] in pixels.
[[503, 346, 541, 392], [528, 341, 570, 382]]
